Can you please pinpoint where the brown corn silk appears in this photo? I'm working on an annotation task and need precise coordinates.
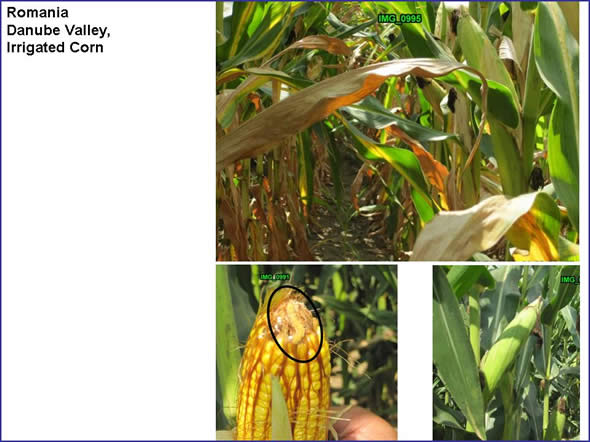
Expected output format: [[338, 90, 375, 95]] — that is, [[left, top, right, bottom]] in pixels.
[[236, 289, 331, 440]]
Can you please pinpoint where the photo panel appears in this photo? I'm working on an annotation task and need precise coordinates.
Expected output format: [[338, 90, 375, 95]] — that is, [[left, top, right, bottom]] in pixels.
[[216, 2, 579, 262], [216, 264, 397, 440], [433, 265, 580, 440]]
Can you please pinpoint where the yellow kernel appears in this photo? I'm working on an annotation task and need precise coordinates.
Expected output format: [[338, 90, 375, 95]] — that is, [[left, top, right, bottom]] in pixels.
[[264, 340, 274, 353], [284, 362, 295, 380], [309, 390, 319, 407]]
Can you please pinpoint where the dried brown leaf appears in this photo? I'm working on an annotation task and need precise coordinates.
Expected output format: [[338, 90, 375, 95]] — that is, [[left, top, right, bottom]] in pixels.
[[411, 192, 541, 261], [287, 35, 351, 55], [217, 58, 488, 170]]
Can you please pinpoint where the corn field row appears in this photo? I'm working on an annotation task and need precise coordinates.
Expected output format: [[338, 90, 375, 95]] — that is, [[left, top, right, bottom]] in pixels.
[[216, 2, 579, 261]]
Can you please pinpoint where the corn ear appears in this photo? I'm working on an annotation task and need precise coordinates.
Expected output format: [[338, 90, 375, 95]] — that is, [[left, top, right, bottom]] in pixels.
[[468, 290, 481, 365], [480, 296, 542, 399], [236, 288, 331, 440], [546, 397, 567, 440]]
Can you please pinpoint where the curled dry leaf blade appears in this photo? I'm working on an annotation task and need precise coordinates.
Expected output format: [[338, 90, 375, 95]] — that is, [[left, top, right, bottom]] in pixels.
[[498, 36, 523, 81], [277, 34, 352, 56], [218, 35, 350, 128], [217, 58, 488, 170], [217, 68, 311, 128], [411, 192, 560, 261]]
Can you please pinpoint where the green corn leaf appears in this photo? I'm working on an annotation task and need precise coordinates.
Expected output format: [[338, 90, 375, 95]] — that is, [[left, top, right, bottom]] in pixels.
[[377, 3, 520, 128], [342, 96, 460, 145], [226, 266, 257, 342], [456, 8, 518, 102], [521, 26, 543, 182], [433, 393, 466, 430], [313, 295, 368, 324], [534, 3, 579, 231], [524, 380, 543, 439], [327, 13, 377, 39], [411, 187, 435, 223], [547, 99, 579, 232], [224, 2, 258, 60], [480, 266, 522, 353], [534, 3, 578, 119], [447, 265, 495, 300], [216, 266, 242, 424], [339, 115, 434, 223], [433, 267, 486, 440], [560, 305, 580, 348], [438, 72, 520, 129], [216, 2, 227, 46], [558, 236, 580, 261], [487, 119, 525, 196], [221, 3, 293, 70], [514, 335, 536, 397], [456, 7, 525, 195], [391, 10, 520, 128], [541, 266, 580, 326]]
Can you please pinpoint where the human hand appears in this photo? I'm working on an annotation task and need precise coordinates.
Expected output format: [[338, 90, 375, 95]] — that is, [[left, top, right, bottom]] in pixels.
[[332, 406, 397, 440]]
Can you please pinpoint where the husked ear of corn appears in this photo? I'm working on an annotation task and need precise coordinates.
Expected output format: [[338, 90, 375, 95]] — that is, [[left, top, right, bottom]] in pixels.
[[480, 296, 543, 399], [236, 288, 331, 440]]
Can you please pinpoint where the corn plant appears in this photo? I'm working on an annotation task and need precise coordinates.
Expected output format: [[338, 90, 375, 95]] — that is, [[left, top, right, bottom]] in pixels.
[[216, 264, 397, 439], [433, 265, 580, 440], [216, 2, 578, 261]]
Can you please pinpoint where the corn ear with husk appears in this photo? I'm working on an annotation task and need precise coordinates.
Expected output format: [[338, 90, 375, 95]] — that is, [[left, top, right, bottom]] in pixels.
[[480, 296, 543, 400], [236, 288, 331, 440], [545, 397, 567, 440]]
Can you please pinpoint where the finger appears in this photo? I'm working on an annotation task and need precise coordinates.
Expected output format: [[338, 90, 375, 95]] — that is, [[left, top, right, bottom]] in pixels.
[[332, 406, 397, 440]]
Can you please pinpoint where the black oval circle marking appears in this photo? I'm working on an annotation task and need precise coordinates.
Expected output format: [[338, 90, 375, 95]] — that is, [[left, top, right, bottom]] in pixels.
[[266, 285, 323, 364]]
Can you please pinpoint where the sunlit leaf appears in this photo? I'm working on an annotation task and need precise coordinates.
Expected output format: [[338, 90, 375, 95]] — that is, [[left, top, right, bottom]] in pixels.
[[507, 192, 560, 261], [534, 3, 579, 231], [411, 192, 560, 261], [456, 8, 519, 104]]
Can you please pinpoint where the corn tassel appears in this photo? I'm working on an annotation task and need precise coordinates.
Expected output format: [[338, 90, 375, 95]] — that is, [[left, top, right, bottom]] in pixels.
[[236, 288, 331, 440], [480, 296, 542, 400]]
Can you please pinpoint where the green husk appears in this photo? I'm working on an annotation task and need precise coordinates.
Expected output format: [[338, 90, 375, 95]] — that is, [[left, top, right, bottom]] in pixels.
[[468, 289, 481, 365], [545, 397, 567, 440], [480, 296, 543, 400], [271, 375, 293, 440]]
